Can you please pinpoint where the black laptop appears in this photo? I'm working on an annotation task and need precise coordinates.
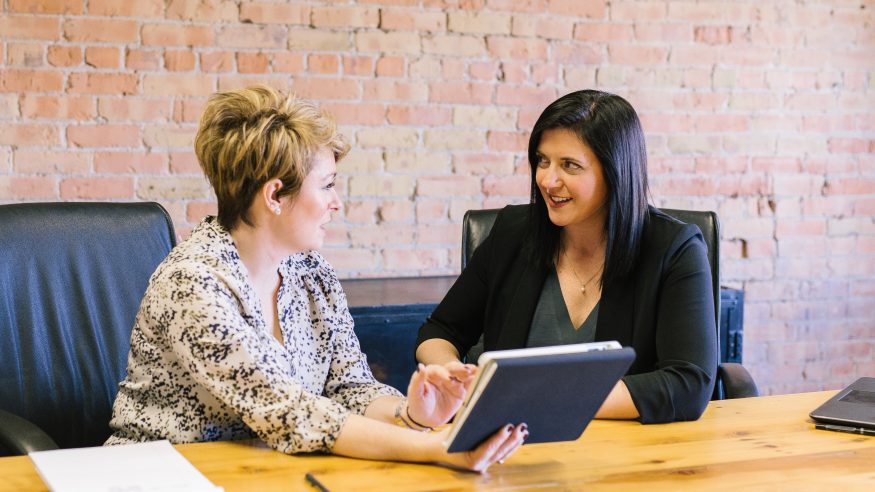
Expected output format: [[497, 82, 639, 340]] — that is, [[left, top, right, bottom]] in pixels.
[[809, 377, 875, 436]]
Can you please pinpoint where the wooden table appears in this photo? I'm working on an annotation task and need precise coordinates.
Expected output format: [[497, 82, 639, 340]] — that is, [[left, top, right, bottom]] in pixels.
[[3, 391, 874, 491]]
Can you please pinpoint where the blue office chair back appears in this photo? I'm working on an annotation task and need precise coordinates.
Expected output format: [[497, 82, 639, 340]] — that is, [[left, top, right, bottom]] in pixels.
[[0, 202, 176, 453]]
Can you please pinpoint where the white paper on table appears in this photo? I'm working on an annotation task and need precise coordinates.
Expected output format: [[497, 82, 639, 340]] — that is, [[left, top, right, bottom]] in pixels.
[[28, 440, 222, 492]]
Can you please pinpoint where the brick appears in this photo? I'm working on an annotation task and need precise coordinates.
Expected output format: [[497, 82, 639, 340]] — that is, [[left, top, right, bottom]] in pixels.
[[161, 50, 194, 71], [417, 223, 462, 245], [218, 25, 287, 49], [166, 0, 237, 22], [349, 175, 415, 197], [9, 0, 83, 14], [422, 34, 487, 58], [240, 2, 309, 25], [510, 16, 536, 37], [89, 0, 164, 17], [200, 52, 234, 73], [169, 151, 200, 174], [453, 106, 516, 129], [350, 224, 415, 246], [7, 44, 44, 67], [381, 10, 447, 31], [487, 131, 527, 152], [828, 138, 870, 154], [454, 153, 514, 175], [0, 69, 63, 93], [424, 129, 485, 151], [356, 31, 421, 54], [137, 176, 210, 200], [320, 102, 386, 126], [385, 150, 450, 174], [95, 151, 167, 174], [13, 150, 90, 174], [0, 124, 60, 146], [68, 73, 138, 95], [320, 248, 379, 272], [409, 57, 442, 79], [0, 176, 58, 200], [448, 11, 511, 34], [574, 22, 633, 42], [272, 52, 305, 73], [486, 0, 545, 12], [98, 97, 171, 122], [312, 6, 379, 28], [381, 248, 448, 272], [61, 177, 134, 199], [546, 0, 605, 17], [64, 19, 138, 43], [343, 201, 378, 224], [495, 85, 556, 106], [486, 36, 547, 59], [21, 95, 94, 120], [143, 74, 214, 97], [442, 59, 466, 79], [484, 175, 529, 197], [363, 80, 428, 102], [0, 94, 19, 118], [288, 29, 352, 51], [825, 178, 875, 195], [143, 125, 196, 149], [429, 82, 493, 104], [339, 151, 383, 174], [609, 45, 668, 65], [307, 54, 340, 74], [186, 201, 218, 223], [386, 105, 451, 126], [142, 24, 214, 47], [416, 200, 448, 222], [235, 52, 269, 74], [376, 56, 405, 77], [217, 75, 289, 93], [356, 127, 419, 148], [0, 16, 59, 41], [343, 55, 375, 76], [291, 79, 360, 101], [68, 124, 139, 148], [379, 200, 415, 223], [126, 49, 162, 71], [85, 47, 120, 68], [417, 175, 481, 197], [47, 46, 81, 67]]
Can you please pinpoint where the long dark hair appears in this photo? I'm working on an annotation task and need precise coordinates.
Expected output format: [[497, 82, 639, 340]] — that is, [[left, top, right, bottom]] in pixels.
[[527, 90, 649, 287]]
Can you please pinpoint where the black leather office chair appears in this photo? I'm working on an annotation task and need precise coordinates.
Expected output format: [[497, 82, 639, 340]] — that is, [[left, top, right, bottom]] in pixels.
[[0, 202, 177, 456], [461, 207, 758, 400]]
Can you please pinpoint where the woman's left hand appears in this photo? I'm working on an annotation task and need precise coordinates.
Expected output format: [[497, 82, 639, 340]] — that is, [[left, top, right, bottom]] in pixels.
[[406, 362, 477, 428]]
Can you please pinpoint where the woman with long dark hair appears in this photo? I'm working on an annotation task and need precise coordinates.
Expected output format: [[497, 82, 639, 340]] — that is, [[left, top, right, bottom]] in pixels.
[[416, 90, 717, 423]]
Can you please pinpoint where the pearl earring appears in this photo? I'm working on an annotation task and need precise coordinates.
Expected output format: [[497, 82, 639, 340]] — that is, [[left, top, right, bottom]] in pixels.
[[273, 206, 281, 215]]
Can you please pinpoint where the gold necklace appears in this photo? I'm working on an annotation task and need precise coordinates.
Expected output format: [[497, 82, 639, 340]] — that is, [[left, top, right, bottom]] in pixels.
[[563, 251, 603, 295]]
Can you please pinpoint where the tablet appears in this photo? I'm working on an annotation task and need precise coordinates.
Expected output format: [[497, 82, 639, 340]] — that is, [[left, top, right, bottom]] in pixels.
[[445, 341, 636, 453]]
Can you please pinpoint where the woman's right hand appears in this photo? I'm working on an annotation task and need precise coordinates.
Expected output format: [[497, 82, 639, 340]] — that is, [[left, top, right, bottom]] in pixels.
[[432, 423, 528, 473]]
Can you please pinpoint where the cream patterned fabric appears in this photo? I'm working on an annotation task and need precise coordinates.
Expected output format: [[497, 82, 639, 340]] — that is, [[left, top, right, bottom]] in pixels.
[[106, 217, 400, 453]]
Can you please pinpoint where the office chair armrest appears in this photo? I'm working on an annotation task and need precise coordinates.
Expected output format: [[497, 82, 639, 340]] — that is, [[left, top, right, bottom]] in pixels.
[[0, 409, 59, 456], [718, 363, 759, 399]]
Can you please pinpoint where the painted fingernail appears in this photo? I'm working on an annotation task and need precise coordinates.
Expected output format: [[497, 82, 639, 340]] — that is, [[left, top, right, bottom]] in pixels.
[[520, 424, 528, 432], [505, 424, 513, 433]]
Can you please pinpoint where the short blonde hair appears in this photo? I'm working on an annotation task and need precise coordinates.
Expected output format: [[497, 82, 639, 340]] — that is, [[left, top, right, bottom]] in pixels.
[[195, 85, 349, 230]]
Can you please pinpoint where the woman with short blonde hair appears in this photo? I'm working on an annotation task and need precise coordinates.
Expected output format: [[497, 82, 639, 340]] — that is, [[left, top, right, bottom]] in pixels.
[[107, 86, 526, 472]]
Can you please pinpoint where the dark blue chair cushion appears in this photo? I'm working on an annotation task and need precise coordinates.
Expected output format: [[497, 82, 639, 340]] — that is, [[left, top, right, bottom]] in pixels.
[[0, 202, 176, 450]]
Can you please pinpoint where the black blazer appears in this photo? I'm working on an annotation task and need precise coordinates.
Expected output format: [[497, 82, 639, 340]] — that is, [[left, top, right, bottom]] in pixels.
[[417, 204, 717, 423]]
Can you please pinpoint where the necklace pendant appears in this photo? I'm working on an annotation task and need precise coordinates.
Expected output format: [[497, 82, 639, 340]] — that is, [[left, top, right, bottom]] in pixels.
[[580, 286, 586, 294]]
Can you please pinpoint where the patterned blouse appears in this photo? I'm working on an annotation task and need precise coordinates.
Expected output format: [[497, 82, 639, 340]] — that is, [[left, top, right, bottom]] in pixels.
[[105, 217, 400, 453]]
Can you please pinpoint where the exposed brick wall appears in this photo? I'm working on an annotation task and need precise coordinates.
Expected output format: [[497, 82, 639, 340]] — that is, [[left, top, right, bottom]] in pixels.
[[0, 0, 873, 396]]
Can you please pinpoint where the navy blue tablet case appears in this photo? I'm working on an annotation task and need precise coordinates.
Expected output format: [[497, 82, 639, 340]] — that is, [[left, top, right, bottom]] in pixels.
[[446, 346, 636, 452]]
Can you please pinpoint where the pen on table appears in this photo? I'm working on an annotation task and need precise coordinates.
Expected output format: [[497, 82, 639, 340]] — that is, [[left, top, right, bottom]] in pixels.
[[305, 472, 330, 492], [814, 423, 875, 436]]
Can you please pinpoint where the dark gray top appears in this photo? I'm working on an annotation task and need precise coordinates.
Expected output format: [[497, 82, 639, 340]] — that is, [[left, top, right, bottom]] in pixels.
[[526, 267, 599, 348]]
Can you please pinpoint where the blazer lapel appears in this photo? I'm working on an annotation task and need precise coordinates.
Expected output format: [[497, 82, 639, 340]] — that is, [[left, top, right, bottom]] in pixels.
[[495, 261, 547, 349], [597, 274, 635, 347]]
